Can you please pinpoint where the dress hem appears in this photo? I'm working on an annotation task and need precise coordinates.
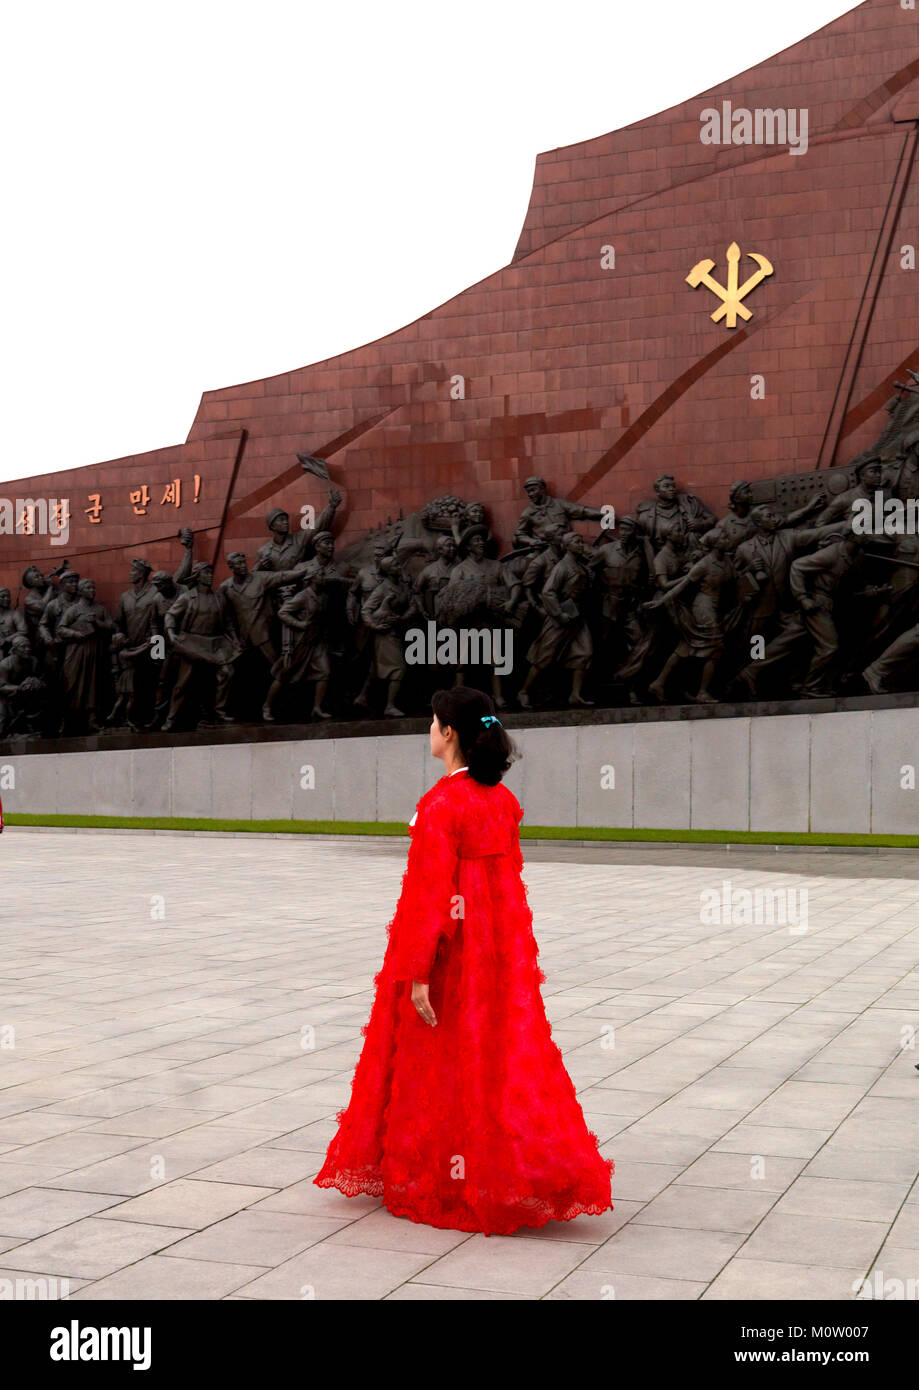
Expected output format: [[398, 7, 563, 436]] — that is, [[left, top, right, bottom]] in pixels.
[[312, 1161, 615, 1237]]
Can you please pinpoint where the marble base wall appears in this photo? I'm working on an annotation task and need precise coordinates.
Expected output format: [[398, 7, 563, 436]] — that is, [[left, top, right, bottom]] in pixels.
[[2, 706, 918, 835]]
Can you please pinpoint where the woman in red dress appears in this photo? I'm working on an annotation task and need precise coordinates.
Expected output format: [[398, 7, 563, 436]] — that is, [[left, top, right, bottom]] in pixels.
[[314, 686, 614, 1235]]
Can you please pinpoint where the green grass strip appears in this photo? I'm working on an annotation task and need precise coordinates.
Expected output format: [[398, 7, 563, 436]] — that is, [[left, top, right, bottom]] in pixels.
[[5, 813, 406, 837], [5, 812, 919, 848]]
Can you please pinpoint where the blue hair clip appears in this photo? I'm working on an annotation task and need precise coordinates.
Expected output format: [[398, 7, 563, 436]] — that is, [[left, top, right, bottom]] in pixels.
[[481, 715, 501, 728]]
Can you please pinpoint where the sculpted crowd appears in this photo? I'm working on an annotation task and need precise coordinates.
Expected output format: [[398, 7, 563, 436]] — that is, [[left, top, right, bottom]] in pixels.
[[3, 452, 919, 740]]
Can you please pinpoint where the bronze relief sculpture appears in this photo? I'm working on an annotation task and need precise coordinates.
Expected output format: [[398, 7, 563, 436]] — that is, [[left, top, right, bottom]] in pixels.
[[4, 374, 919, 741]]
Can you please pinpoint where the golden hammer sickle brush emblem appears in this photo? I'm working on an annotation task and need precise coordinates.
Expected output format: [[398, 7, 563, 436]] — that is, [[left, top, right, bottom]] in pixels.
[[686, 242, 774, 328]]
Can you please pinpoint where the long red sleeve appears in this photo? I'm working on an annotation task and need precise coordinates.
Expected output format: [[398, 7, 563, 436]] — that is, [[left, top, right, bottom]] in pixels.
[[389, 793, 459, 984]]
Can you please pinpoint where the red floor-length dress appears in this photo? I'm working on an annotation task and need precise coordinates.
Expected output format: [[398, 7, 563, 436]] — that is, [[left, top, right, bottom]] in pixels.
[[313, 768, 614, 1235]]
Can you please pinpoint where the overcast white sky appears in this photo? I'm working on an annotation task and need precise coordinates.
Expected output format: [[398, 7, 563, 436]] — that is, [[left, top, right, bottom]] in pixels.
[[0, 0, 851, 486]]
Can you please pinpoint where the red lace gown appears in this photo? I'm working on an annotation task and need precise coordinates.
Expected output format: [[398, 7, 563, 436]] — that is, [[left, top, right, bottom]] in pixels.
[[313, 769, 614, 1235]]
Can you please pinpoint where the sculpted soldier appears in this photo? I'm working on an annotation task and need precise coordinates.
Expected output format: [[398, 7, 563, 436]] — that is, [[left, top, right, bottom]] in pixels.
[[298, 530, 341, 589], [0, 634, 45, 737], [644, 530, 736, 704], [863, 619, 919, 694], [118, 533, 194, 649], [142, 532, 196, 630], [265, 568, 335, 722], [438, 525, 513, 704], [415, 534, 458, 620], [38, 569, 80, 654], [594, 515, 645, 682], [741, 533, 887, 699], [518, 533, 595, 709], [444, 525, 510, 618], [111, 533, 194, 728], [347, 536, 391, 624], [147, 569, 187, 728], [413, 533, 464, 688], [57, 578, 114, 734], [707, 481, 757, 550], [595, 516, 643, 618], [863, 528, 919, 655], [884, 437, 919, 503], [254, 487, 341, 572], [458, 500, 487, 537], [512, 476, 602, 551], [119, 558, 161, 642], [722, 508, 845, 695], [635, 474, 716, 554], [652, 526, 691, 589], [20, 565, 60, 645], [614, 527, 690, 704], [107, 633, 134, 728], [359, 554, 419, 718], [732, 508, 847, 652], [112, 558, 160, 727], [520, 524, 568, 613], [37, 569, 80, 729], [0, 587, 28, 657], [293, 530, 347, 688], [710, 480, 824, 551], [816, 457, 889, 527], [867, 372, 919, 463], [162, 562, 240, 732], [220, 551, 309, 707], [347, 535, 393, 706]]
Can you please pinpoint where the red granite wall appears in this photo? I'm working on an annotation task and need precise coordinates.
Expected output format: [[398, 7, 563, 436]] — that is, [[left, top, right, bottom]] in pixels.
[[1, 0, 917, 608]]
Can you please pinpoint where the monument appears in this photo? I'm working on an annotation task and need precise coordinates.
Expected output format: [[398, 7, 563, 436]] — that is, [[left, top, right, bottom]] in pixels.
[[0, 0, 917, 835]]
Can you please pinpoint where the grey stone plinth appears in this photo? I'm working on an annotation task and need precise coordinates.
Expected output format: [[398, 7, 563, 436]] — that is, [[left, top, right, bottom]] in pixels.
[[749, 715, 810, 833], [4, 708, 916, 836], [515, 725, 578, 827], [809, 711, 871, 834], [130, 746, 174, 817], [633, 722, 691, 829], [290, 740, 335, 823], [171, 746, 212, 819], [90, 750, 134, 818], [690, 718, 750, 832], [1, 754, 57, 815], [502, 727, 527, 806], [375, 735, 427, 823], [869, 707, 919, 835], [54, 752, 98, 816], [250, 742, 305, 822], [209, 743, 252, 821], [576, 723, 635, 829], [331, 736, 376, 822]]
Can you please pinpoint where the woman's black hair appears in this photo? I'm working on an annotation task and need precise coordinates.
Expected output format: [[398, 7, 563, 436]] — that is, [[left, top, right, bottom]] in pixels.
[[431, 687, 519, 786]]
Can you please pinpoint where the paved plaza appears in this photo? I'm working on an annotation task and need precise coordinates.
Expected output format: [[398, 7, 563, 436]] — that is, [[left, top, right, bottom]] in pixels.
[[1, 826, 919, 1300]]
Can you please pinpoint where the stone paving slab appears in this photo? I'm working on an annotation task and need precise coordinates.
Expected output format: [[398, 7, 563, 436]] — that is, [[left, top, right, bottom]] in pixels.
[[1, 826, 919, 1300]]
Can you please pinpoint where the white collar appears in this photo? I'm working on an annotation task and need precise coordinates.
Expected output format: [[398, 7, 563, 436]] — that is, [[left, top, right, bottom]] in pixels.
[[409, 767, 469, 826]]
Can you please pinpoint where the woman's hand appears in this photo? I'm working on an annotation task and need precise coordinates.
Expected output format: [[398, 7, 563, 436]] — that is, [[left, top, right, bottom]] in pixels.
[[411, 981, 437, 1027]]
